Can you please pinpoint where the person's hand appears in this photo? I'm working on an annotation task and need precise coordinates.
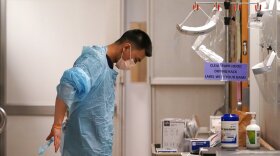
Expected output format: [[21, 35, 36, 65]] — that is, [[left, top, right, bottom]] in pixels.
[[46, 124, 62, 153]]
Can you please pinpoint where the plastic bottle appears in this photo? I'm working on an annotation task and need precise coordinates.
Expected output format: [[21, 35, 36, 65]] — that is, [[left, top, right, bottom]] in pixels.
[[246, 112, 260, 149], [38, 137, 54, 156], [221, 114, 239, 149]]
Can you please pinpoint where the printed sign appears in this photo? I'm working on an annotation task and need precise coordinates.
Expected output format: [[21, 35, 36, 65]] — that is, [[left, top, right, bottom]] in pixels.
[[204, 63, 248, 81]]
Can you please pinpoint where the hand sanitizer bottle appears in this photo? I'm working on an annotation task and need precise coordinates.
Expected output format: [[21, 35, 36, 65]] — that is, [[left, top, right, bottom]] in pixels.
[[246, 112, 260, 149]]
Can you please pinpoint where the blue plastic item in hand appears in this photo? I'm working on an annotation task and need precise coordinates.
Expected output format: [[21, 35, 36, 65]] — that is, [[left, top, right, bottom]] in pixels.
[[38, 137, 54, 156]]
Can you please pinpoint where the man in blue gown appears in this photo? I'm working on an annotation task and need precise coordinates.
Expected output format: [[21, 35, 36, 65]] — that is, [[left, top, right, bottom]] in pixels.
[[46, 29, 152, 156]]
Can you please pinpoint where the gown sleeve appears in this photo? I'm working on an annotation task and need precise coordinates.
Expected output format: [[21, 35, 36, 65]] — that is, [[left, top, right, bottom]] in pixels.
[[56, 46, 104, 110], [56, 67, 91, 109]]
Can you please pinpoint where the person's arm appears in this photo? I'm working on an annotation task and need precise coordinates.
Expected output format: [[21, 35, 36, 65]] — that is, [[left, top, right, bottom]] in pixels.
[[53, 97, 67, 127], [46, 49, 99, 152], [46, 97, 67, 152]]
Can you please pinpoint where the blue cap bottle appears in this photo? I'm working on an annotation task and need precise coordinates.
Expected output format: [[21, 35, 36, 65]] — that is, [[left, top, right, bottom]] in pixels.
[[221, 114, 239, 149]]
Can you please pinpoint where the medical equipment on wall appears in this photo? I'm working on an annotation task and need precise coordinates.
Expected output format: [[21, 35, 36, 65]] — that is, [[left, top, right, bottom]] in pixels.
[[252, 51, 276, 75], [196, 45, 224, 63], [176, 1, 263, 114], [176, 4, 222, 35], [260, 0, 275, 12], [192, 35, 224, 63], [177, 3, 224, 63], [248, 0, 275, 30], [248, 1, 276, 104], [252, 50, 278, 104], [248, 12, 265, 30]]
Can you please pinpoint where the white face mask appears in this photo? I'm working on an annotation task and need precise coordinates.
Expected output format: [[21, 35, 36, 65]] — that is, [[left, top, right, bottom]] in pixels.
[[116, 45, 136, 70]]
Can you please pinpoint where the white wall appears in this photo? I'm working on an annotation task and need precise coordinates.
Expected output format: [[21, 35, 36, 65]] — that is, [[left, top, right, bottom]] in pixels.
[[249, 30, 260, 124], [249, 0, 280, 149], [125, 0, 151, 156], [7, 116, 60, 156], [4, 0, 122, 156], [6, 0, 121, 106], [125, 83, 151, 156], [125, 0, 147, 28]]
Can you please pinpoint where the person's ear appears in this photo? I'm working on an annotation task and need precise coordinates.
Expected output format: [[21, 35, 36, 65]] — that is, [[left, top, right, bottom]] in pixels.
[[123, 43, 131, 51]]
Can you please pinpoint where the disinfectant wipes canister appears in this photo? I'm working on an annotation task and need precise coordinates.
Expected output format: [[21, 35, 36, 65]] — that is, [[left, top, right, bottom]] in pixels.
[[221, 114, 239, 149]]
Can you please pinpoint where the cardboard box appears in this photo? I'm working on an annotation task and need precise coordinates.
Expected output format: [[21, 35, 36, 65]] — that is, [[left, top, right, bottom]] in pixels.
[[210, 116, 221, 133], [162, 118, 185, 149], [188, 139, 210, 154]]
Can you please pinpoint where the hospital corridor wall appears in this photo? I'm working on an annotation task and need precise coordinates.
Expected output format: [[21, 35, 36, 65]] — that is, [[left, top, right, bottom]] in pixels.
[[0, 0, 123, 156]]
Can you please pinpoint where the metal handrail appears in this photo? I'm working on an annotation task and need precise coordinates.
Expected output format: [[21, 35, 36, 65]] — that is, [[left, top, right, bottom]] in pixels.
[[0, 107, 7, 134]]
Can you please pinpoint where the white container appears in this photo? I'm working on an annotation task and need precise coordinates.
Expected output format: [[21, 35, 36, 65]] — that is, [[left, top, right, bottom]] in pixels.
[[246, 112, 260, 149], [221, 114, 239, 149]]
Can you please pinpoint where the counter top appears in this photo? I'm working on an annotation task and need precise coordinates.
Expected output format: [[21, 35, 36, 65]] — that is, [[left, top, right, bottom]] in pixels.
[[199, 147, 280, 156], [153, 147, 280, 156]]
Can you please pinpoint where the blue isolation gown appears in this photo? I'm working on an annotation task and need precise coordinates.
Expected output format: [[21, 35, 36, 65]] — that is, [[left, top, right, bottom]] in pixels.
[[56, 45, 118, 156]]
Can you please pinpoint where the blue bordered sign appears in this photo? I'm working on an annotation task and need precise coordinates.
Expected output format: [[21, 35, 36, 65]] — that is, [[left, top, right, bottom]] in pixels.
[[204, 62, 248, 81]]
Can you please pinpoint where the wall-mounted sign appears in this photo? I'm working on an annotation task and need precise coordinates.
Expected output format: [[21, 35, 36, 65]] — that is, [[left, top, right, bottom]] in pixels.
[[204, 63, 248, 81]]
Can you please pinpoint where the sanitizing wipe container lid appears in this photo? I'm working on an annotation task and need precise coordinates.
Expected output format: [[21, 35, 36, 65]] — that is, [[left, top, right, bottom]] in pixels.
[[221, 114, 239, 121]]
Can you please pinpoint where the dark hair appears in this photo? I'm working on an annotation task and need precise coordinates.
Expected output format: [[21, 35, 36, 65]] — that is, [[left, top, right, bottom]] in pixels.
[[115, 29, 152, 57]]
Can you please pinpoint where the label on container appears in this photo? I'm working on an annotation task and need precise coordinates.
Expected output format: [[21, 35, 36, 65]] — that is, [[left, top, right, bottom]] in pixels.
[[246, 130, 260, 145], [221, 121, 238, 145], [190, 140, 210, 153]]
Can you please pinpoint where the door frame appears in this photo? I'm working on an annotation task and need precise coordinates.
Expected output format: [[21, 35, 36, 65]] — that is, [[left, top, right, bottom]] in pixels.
[[0, 0, 6, 155]]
